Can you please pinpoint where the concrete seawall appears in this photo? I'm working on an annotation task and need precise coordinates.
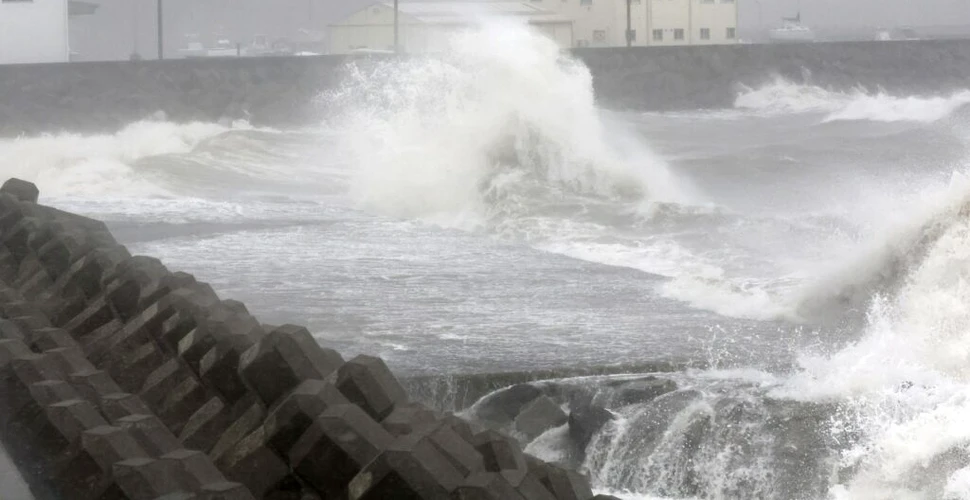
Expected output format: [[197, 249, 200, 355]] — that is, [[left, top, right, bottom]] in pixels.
[[0, 56, 359, 136], [574, 39, 970, 111], [0, 177, 612, 499], [3, 39, 970, 136]]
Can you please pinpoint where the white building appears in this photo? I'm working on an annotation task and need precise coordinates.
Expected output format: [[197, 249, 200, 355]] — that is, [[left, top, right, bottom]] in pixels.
[[0, 0, 70, 64], [329, 0, 738, 53], [546, 0, 738, 47], [329, 2, 574, 54]]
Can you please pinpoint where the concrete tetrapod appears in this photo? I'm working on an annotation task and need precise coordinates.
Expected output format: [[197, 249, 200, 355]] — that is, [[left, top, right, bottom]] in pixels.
[[0, 178, 603, 500], [289, 403, 394, 497]]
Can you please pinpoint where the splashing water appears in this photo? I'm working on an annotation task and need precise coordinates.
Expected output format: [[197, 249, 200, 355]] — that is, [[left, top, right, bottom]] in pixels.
[[777, 172, 970, 500], [325, 20, 693, 230], [793, 172, 970, 322], [0, 120, 241, 198], [316, 20, 806, 324]]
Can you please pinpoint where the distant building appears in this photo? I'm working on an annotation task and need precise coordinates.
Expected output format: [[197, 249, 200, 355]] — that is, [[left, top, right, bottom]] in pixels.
[[550, 0, 739, 47], [0, 0, 99, 64], [0, 0, 70, 64], [328, 0, 738, 53], [328, 2, 574, 54]]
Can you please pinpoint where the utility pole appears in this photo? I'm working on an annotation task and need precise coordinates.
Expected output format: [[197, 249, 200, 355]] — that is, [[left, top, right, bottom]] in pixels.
[[132, 1, 139, 58], [626, 0, 632, 47], [754, 0, 763, 35], [157, 0, 164, 60], [394, 0, 400, 53]]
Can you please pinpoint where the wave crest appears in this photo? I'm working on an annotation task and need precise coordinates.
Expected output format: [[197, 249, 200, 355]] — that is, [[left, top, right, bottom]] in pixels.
[[0, 120, 242, 198], [735, 77, 970, 123]]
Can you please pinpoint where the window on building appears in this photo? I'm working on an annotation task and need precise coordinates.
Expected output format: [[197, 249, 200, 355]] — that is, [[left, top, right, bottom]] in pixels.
[[726, 27, 736, 39], [674, 29, 685, 40], [652, 29, 663, 41], [580, 0, 592, 5], [722, 0, 735, 3], [627, 29, 637, 42], [700, 0, 714, 3], [700, 28, 710, 40], [593, 30, 606, 42]]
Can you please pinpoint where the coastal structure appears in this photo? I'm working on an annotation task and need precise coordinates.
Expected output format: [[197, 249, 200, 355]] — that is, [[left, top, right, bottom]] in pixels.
[[551, 0, 739, 47], [0, 0, 100, 64], [328, 1, 574, 53], [328, 0, 739, 53], [0, 0, 71, 64]]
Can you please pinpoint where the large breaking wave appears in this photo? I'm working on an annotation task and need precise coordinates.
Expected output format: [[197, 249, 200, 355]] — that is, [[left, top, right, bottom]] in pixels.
[[507, 171, 970, 499], [317, 21, 811, 321], [770, 172, 970, 499], [324, 21, 694, 230]]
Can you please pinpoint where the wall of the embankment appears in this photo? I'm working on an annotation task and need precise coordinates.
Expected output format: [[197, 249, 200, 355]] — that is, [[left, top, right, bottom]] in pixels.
[[573, 39, 970, 111], [3, 39, 970, 136], [0, 55, 356, 136]]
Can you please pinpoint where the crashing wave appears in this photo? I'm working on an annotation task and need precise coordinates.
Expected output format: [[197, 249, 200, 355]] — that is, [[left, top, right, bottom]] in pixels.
[[323, 20, 694, 230], [793, 172, 970, 323]]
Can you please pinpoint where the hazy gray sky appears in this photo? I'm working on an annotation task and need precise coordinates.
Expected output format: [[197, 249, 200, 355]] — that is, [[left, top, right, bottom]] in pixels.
[[69, 0, 970, 61], [72, 0, 366, 60], [340, 0, 970, 31], [137, 0, 970, 33], [345, 0, 970, 30], [740, 0, 970, 29]]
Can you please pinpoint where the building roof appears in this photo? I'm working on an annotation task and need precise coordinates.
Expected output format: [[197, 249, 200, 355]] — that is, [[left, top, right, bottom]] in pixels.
[[375, 1, 570, 25]]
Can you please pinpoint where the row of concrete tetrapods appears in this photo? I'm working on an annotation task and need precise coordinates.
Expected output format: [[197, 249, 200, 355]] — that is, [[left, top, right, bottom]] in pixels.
[[0, 178, 620, 499]]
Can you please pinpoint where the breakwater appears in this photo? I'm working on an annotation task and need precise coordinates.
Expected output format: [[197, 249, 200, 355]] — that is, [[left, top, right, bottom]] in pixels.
[[4, 39, 970, 136], [0, 177, 611, 499], [573, 39, 970, 111], [0, 56, 355, 137]]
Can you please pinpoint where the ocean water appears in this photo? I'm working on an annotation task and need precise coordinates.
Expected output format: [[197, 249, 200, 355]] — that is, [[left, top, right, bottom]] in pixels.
[[6, 22, 970, 500]]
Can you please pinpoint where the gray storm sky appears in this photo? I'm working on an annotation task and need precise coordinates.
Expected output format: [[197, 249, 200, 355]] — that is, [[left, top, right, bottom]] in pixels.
[[151, 0, 970, 32], [334, 0, 970, 29], [740, 0, 970, 29], [68, 0, 970, 62]]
